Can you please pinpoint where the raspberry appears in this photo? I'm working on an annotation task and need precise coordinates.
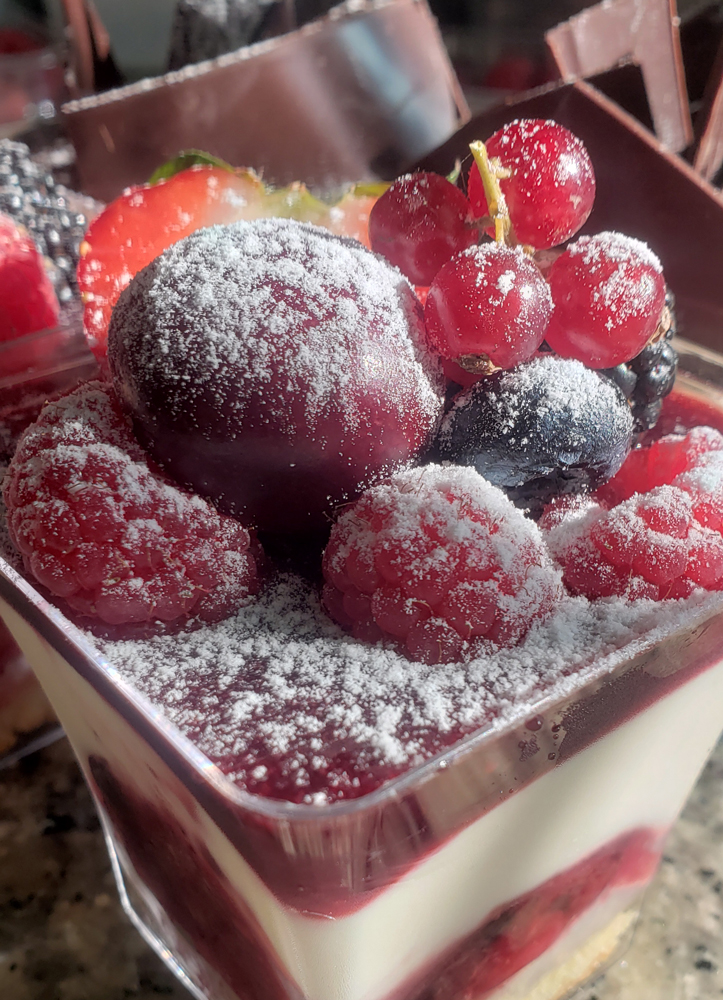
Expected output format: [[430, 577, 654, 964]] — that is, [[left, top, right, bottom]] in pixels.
[[546, 427, 723, 600], [321, 465, 564, 664], [2, 382, 261, 626], [0, 213, 59, 341]]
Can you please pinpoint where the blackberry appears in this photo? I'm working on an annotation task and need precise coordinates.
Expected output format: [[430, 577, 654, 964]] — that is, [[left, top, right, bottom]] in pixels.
[[0, 140, 93, 304], [433, 356, 633, 519], [602, 290, 678, 435]]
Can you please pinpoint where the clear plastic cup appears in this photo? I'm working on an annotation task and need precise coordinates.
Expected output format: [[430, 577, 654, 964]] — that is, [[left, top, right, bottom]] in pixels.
[[1, 339, 723, 1000], [0, 311, 97, 763]]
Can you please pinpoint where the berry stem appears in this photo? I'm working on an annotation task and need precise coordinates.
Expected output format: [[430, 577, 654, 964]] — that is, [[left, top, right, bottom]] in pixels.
[[469, 141, 512, 244]]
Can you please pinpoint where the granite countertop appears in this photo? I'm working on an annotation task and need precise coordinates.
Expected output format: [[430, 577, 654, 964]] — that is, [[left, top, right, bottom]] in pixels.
[[1, 738, 723, 1000]]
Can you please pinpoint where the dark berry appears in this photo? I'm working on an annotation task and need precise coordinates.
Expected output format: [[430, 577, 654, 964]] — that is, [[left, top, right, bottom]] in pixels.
[[601, 290, 678, 435], [433, 356, 633, 518], [108, 219, 444, 533]]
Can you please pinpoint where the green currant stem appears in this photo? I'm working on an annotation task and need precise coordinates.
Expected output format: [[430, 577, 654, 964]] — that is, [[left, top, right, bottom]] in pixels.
[[469, 140, 513, 245]]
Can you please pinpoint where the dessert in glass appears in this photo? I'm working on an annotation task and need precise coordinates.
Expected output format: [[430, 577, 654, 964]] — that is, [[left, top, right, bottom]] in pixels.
[[0, 142, 98, 761], [3, 81, 723, 1000]]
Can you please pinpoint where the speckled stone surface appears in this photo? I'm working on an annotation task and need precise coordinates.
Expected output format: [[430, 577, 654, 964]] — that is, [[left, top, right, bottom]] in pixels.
[[2, 736, 723, 1000]]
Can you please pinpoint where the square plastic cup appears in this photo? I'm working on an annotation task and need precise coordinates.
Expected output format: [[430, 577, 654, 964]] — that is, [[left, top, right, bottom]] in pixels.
[[0, 311, 97, 764], [2, 339, 723, 1000]]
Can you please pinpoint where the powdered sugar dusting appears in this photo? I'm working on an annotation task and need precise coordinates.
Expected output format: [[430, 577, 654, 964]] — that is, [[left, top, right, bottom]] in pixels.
[[109, 218, 441, 440], [93, 573, 723, 804]]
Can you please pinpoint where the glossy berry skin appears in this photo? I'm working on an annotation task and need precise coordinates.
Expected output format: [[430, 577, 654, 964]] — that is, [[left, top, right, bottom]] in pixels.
[[0, 213, 59, 341], [434, 356, 633, 518], [109, 219, 444, 533], [424, 243, 553, 369], [467, 120, 595, 249], [545, 232, 667, 369], [368, 172, 477, 285]]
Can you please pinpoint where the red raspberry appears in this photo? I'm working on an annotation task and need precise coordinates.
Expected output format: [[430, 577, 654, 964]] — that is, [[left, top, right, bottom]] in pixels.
[[3, 382, 261, 626], [546, 427, 723, 600], [0, 213, 59, 342], [321, 465, 564, 664]]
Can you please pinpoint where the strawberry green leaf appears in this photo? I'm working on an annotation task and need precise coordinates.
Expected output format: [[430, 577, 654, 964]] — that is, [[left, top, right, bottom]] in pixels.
[[148, 150, 235, 185]]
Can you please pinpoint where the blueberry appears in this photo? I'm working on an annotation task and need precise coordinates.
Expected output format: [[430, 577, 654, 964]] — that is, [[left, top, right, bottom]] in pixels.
[[433, 356, 633, 518]]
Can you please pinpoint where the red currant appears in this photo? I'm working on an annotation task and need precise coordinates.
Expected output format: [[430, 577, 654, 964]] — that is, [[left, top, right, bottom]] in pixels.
[[368, 172, 477, 285], [424, 243, 553, 370], [545, 232, 666, 369], [468, 120, 595, 249]]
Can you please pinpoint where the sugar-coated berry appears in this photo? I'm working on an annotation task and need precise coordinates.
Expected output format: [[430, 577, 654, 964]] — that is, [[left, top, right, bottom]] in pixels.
[[0, 213, 59, 341], [108, 219, 444, 533], [602, 289, 678, 436], [3, 382, 261, 626], [467, 119, 595, 249], [322, 464, 564, 663], [546, 426, 723, 599], [78, 166, 378, 358], [424, 243, 553, 370], [434, 356, 633, 517], [545, 232, 666, 369], [368, 172, 477, 285]]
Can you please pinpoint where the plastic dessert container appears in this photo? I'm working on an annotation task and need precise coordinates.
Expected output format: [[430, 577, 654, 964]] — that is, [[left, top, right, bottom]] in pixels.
[[3, 80, 723, 1000], [0, 311, 97, 764]]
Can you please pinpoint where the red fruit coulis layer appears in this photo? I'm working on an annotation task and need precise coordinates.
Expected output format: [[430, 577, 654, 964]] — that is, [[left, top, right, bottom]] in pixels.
[[90, 750, 660, 1000], [396, 828, 659, 1000]]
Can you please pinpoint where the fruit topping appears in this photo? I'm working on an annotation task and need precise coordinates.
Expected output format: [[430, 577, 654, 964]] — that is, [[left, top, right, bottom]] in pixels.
[[0, 213, 59, 341], [108, 218, 443, 533], [368, 171, 477, 285], [467, 119, 596, 249], [2, 382, 261, 626], [321, 464, 564, 663], [601, 290, 678, 435], [424, 243, 553, 372], [77, 163, 378, 357], [434, 356, 633, 517], [0, 139, 92, 305], [546, 427, 723, 600], [545, 232, 667, 369]]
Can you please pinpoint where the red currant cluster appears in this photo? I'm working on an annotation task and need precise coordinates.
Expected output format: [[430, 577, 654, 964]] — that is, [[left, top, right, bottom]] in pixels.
[[368, 119, 667, 380]]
